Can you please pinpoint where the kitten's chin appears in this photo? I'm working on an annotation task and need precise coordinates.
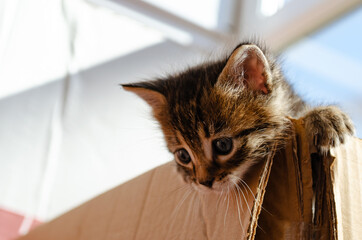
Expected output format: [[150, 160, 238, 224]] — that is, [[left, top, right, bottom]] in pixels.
[[191, 179, 234, 194]]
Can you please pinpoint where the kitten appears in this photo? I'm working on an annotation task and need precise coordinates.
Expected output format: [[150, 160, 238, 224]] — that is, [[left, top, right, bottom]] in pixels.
[[122, 42, 354, 191]]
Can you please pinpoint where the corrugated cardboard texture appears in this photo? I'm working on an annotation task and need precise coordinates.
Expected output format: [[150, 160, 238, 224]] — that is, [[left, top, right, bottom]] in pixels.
[[18, 120, 361, 240]]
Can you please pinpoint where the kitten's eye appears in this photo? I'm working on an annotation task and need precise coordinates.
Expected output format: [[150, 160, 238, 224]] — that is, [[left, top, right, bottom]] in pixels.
[[176, 148, 191, 164], [213, 138, 233, 155]]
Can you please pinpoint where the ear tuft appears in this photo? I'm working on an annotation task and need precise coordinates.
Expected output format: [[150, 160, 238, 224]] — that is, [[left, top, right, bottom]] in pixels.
[[217, 44, 272, 94], [122, 83, 167, 112]]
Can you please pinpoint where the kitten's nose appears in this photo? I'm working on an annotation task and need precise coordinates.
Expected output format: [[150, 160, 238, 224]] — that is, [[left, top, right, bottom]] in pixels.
[[199, 178, 214, 188]]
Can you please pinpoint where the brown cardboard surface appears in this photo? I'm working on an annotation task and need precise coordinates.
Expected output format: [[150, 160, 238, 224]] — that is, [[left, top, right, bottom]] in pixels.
[[255, 119, 314, 239], [17, 158, 271, 240], [18, 120, 362, 240]]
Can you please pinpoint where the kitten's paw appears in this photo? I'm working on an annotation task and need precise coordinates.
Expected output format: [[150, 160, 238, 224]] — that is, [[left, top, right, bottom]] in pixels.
[[303, 106, 354, 152]]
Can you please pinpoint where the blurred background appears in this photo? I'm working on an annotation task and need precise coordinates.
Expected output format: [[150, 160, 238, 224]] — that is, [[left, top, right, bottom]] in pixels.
[[0, 0, 361, 238]]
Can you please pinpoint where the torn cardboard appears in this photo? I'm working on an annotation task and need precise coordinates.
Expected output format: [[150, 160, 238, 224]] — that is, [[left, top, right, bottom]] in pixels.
[[18, 119, 362, 240]]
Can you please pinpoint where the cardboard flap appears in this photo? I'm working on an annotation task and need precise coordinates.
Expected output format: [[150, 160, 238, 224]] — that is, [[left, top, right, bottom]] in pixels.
[[331, 138, 362, 240], [255, 119, 314, 239], [256, 119, 362, 240]]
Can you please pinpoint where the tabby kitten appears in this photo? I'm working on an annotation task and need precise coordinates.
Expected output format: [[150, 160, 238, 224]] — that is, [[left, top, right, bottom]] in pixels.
[[122, 43, 354, 191]]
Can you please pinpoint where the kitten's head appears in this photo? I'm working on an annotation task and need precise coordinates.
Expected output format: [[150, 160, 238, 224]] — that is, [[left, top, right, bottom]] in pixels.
[[123, 44, 290, 191]]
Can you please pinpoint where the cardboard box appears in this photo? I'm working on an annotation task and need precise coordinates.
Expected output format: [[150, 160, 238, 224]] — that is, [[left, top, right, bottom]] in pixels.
[[18, 119, 361, 239]]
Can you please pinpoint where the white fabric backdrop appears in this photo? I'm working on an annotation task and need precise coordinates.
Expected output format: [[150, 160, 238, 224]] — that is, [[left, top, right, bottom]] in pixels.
[[0, 0, 206, 225]]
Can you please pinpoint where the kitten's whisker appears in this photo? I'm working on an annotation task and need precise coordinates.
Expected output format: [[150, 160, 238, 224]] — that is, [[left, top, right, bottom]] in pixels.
[[195, 193, 203, 237], [168, 184, 190, 196], [235, 185, 257, 234], [234, 184, 245, 214], [236, 180, 269, 233], [222, 191, 227, 205], [236, 187, 248, 234], [150, 184, 190, 220], [166, 188, 193, 238], [237, 178, 273, 216], [216, 188, 224, 209], [188, 191, 198, 238], [239, 179, 254, 198], [234, 180, 253, 220], [170, 188, 192, 222], [224, 186, 230, 227], [221, 188, 228, 217], [257, 223, 267, 235], [233, 176, 257, 203], [238, 179, 256, 202], [233, 187, 245, 233]]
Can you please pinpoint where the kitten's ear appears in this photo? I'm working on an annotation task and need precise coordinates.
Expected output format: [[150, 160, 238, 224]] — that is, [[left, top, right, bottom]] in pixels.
[[217, 44, 272, 94], [122, 83, 167, 113]]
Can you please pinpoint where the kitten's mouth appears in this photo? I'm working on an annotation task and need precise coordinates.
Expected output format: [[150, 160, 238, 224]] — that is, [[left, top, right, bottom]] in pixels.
[[191, 178, 232, 194]]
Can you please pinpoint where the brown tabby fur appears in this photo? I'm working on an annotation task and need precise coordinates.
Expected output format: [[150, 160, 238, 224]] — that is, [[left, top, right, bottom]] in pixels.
[[122, 42, 354, 191]]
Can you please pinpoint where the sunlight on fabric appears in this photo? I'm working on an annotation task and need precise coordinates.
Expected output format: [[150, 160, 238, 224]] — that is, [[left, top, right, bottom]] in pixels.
[[143, 0, 220, 29], [0, 0, 164, 100], [259, 0, 292, 17]]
